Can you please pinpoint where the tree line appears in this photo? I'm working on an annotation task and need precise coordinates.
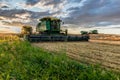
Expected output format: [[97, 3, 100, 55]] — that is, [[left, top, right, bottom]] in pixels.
[[80, 30, 98, 35]]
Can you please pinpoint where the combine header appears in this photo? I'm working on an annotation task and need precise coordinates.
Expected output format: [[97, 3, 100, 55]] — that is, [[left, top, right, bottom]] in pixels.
[[22, 17, 89, 42]]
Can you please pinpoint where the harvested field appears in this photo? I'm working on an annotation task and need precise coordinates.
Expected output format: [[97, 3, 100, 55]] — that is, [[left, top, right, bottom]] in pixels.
[[90, 34, 120, 41], [90, 40, 120, 45], [32, 42, 120, 71]]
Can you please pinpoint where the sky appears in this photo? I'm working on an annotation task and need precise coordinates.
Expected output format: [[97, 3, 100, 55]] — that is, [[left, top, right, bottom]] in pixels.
[[0, 0, 120, 34]]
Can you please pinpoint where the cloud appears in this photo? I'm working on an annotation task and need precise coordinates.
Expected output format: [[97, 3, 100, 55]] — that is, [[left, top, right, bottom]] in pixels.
[[0, 9, 29, 18], [1, 5, 9, 8], [0, 2, 9, 8], [44, 0, 62, 7], [64, 0, 120, 27], [0, 9, 53, 26], [24, 0, 67, 13], [15, 13, 31, 19], [70, 0, 82, 3], [26, 0, 63, 7], [0, 0, 120, 29], [0, 21, 20, 33], [26, 0, 41, 5]]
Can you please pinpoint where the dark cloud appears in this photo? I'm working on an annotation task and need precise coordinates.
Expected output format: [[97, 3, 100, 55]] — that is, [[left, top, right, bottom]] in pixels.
[[1, 0, 120, 28], [26, 0, 63, 8], [65, 0, 120, 27], [67, 7, 80, 11], [1, 5, 9, 8], [0, 9, 52, 26], [30, 11, 51, 18], [0, 1, 9, 9], [44, 0, 62, 7], [0, 9, 50, 18], [26, 0, 62, 6], [0, 0, 9, 2], [68, 0, 82, 3], [26, 0, 41, 5], [0, 9, 29, 18]]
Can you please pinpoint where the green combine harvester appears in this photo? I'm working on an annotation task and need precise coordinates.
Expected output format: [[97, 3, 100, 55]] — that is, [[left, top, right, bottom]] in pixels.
[[23, 17, 89, 42]]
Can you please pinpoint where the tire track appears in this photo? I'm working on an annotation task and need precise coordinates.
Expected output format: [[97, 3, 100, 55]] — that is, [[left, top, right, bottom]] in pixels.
[[32, 42, 120, 71], [67, 52, 120, 71]]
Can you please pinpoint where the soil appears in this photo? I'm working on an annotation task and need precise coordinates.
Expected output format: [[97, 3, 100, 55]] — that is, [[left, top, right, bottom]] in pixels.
[[32, 41, 120, 71]]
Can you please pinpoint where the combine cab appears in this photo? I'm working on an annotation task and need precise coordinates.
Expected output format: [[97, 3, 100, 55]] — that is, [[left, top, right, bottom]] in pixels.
[[24, 17, 89, 42]]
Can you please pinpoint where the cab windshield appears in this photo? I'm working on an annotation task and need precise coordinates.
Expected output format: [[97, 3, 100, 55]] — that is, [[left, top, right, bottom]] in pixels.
[[51, 21, 60, 30]]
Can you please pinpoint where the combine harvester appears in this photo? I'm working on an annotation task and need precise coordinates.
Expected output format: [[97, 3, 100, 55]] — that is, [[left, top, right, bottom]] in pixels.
[[23, 17, 89, 42]]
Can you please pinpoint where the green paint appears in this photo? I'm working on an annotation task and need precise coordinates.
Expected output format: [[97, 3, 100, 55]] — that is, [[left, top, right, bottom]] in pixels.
[[46, 20, 51, 30], [36, 17, 61, 34]]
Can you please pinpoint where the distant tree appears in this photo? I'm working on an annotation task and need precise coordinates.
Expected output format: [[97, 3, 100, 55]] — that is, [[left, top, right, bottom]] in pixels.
[[80, 31, 88, 35], [21, 26, 32, 35], [89, 30, 98, 34]]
